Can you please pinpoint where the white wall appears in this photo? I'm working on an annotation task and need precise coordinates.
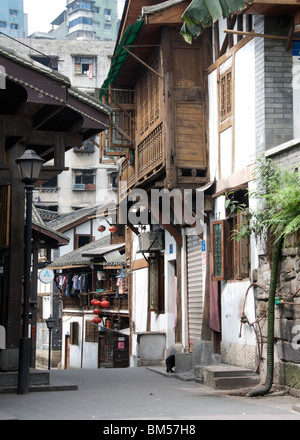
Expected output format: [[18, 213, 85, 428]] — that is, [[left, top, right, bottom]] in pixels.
[[208, 39, 256, 183], [61, 313, 98, 369], [234, 39, 256, 171], [130, 231, 178, 363]]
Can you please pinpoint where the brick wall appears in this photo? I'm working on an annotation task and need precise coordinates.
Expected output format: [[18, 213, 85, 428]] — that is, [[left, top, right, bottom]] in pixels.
[[255, 16, 294, 157]]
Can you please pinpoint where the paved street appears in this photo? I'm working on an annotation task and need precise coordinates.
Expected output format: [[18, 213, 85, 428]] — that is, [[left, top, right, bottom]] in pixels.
[[0, 367, 300, 421]]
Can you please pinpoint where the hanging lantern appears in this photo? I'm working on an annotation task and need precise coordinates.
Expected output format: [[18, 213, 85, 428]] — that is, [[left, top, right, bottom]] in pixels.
[[108, 225, 118, 233], [93, 308, 102, 315], [97, 225, 106, 232], [91, 299, 98, 305], [93, 317, 102, 324], [100, 300, 110, 308], [93, 300, 101, 307]]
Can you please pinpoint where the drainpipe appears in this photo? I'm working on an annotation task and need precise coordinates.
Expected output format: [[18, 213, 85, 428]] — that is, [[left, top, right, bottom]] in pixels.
[[247, 236, 284, 397]]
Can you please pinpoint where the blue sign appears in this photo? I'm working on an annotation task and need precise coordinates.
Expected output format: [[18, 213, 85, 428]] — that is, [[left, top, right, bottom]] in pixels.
[[201, 241, 206, 252], [169, 244, 173, 254]]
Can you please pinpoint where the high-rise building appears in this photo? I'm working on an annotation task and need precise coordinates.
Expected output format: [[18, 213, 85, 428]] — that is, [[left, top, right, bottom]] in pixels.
[[50, 0, 118, 41], [0, 0, 27, 38]]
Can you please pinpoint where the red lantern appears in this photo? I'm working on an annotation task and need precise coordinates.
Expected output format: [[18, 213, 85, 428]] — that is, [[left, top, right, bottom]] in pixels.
[[91, 299, 97, 305], [108, 225, 118, 233], [93, 300, 101, 307], [93, 317, 102, 324], [100, 300, 110, 308], [97, 225, 106, 232], [93, 308, 102, 315]]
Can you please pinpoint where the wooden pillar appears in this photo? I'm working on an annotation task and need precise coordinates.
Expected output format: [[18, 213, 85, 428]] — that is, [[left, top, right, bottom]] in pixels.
[[161, 27, 177, 189], [0, 119, 5, 164], [1, 143, 26, 370]]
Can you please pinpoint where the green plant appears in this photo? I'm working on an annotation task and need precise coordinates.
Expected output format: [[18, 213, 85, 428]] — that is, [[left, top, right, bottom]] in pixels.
[[226, 158, 300, 397]]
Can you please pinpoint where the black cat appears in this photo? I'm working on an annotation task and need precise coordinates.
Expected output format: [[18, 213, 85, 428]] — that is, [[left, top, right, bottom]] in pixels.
[[166, 355, 175, 373]]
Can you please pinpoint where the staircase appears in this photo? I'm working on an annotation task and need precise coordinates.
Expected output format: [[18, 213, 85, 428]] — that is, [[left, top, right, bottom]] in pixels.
[[201, 365, 260, 391]]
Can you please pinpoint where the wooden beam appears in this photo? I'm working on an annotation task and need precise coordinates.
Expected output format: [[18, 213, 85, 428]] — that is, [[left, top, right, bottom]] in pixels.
[[107, 92, 136, 126], [122, 46, 163, 80], [109, 119, 135, 145], [54, 135, 65, 169], [224, 29, 300, 41]]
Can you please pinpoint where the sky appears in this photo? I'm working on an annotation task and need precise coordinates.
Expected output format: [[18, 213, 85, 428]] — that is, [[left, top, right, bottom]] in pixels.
[[24, 0, 67, 35]]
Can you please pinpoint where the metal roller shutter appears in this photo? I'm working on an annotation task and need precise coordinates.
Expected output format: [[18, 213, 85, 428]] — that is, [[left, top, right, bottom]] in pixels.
[[187, 234, 203, 351]]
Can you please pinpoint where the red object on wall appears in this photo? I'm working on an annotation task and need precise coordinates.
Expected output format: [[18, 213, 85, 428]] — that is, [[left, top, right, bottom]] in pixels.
[[93, 309, 102, 315], [108, 225, 118, 233], [97, 225, 106, 232]]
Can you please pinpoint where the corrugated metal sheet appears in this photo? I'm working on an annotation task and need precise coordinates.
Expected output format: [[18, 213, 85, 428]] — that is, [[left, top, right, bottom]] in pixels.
[[100, 20, 144, 98], [187, 234, 203, 349]]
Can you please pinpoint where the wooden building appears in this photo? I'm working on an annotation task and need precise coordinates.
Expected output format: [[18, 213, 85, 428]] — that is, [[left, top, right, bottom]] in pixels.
[[100, 0, 300, 385], [100, 0, 214, 365], [0, 45, 110, 372]]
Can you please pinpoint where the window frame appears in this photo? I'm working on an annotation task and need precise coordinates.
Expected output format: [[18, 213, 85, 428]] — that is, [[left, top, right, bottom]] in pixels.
[[220, 68, 233, 122], [148, 255, 165, 313], [70, 322, 79, 345]]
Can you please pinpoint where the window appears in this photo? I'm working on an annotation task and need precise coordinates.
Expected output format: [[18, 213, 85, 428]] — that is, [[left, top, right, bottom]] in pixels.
[[85, 320, 98, 342], [74, 138, 95, 153], [104, 8, 111, 15], [0, 22, 6, 28], [211, 220, 225, 281], [74, 56, 95, 75], [104, 24, 111, 30], [220, 68, 232, 121], [69, 17, 92, 29], [148, 255, 164, 313], [226, 212, 250, 280], [73, 169, 96, 190], [75, 234, 93, 249], [70, 322, 79, 345], [211, 192, 250, 281], [9, 9, 18, 16], [10, 23, 18, 30]]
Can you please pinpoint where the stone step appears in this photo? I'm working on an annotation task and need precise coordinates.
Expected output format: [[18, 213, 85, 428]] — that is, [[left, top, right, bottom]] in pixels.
[[0, 369, 50, 387], [203, 365, 260, 390]]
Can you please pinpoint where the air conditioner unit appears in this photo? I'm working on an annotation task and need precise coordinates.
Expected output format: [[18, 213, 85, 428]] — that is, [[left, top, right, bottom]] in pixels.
[[105, 15, 111, 21], [138, 231, 164, 253], [72, 183, 85, 191]]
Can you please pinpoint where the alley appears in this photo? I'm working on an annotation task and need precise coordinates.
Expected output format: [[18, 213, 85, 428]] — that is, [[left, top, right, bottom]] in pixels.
[[0, 367, 299, 421]]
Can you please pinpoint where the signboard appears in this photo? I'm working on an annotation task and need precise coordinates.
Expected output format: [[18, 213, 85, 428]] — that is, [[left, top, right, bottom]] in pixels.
[[39, 268, 54, 284]]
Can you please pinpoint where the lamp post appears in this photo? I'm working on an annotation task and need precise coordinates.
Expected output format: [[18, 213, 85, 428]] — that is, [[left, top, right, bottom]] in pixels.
[[16, 149, 44, 394], [46, 316, 55, 370]]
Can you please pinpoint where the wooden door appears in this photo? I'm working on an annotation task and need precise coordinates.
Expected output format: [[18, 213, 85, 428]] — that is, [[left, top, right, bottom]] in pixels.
[[64, 335, 70, 369]]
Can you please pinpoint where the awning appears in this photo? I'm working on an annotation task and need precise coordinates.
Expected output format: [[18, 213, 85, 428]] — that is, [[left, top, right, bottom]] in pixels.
[[99, 20, 144, 98], [180, 0, 253, 43]]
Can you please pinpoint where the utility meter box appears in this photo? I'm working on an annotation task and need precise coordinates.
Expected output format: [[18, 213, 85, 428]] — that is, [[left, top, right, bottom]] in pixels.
[[138, 231, 164, 252]]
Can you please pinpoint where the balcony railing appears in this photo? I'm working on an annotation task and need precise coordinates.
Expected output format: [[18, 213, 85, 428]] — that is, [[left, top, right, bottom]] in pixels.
[[138, 123, 163, 182]]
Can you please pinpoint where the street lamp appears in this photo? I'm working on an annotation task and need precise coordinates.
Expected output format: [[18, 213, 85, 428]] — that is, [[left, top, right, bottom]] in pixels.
[[16, 149, 44, 394], [46, 316, 55, 370]]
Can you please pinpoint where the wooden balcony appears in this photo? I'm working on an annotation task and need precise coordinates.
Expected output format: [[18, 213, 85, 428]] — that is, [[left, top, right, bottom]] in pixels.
[[137, 123, 164, 183]]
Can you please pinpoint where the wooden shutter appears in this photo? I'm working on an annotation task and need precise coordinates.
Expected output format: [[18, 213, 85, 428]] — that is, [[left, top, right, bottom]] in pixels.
[[70, 322, 79, 345], [85, 320, 98, 343]]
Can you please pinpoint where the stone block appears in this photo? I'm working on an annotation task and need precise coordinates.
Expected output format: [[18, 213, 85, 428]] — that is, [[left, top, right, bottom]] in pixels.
[[277, 341, 300, 363], [279, 362, 300, 389], [175, 353, 193, 373]]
